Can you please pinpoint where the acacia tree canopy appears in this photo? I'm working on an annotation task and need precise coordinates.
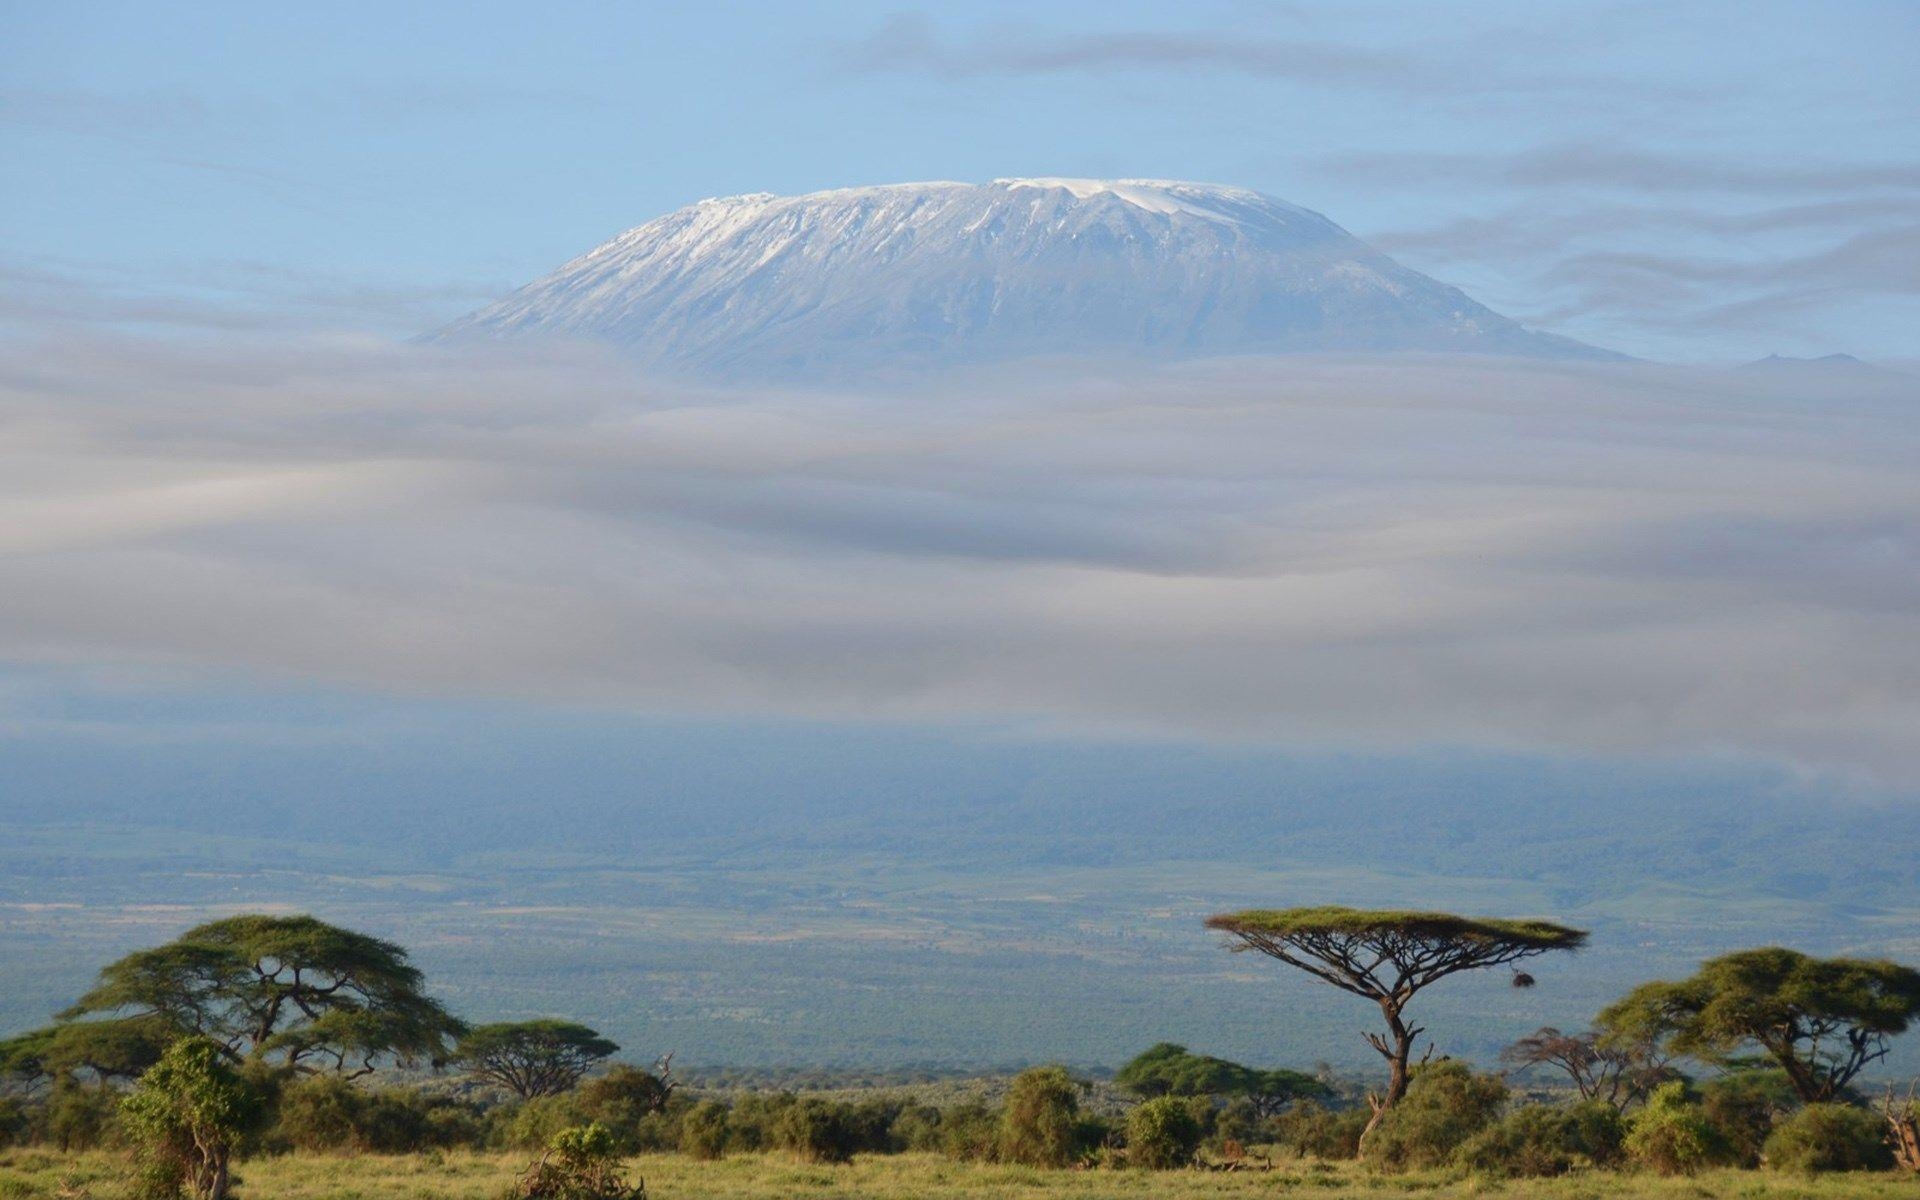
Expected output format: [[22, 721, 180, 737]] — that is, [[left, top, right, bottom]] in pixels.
[[1597, 947, 1920, 1103], [452, 1020, 620, 1098], [57, 914, 464, 1076], [1206, 906, 1585, 1133]]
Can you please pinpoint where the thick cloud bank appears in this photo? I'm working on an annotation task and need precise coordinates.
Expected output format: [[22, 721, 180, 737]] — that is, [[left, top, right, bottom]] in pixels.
[[2, 336, 1915, 781]]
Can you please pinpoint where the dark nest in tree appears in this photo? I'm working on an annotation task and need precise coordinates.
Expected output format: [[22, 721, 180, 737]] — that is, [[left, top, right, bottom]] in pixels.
[[1511, 971, 1536, 988]]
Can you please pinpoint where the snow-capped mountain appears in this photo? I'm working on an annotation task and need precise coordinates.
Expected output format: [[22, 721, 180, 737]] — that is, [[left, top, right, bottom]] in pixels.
[[435, 178, 1614, 376]]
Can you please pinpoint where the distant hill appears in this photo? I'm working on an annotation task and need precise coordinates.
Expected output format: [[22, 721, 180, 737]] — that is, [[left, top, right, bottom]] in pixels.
[[1738, 353, 1909, 383], [432, 178, 1619, 377]]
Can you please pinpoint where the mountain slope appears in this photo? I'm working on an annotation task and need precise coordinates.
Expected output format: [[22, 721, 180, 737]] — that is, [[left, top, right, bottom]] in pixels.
[[434, 178, 1615, 376]]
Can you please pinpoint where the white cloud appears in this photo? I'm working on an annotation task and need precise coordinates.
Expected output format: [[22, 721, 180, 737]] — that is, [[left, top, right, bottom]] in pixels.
[[2, 334, 1915, 781]]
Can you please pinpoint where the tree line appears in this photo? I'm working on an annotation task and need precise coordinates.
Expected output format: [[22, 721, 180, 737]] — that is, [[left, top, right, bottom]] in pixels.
[[3, 907, 1919, 1198]]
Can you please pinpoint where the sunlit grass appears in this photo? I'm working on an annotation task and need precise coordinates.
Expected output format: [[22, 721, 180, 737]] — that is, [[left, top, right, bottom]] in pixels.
[[1, 1150, 1914, 1199]]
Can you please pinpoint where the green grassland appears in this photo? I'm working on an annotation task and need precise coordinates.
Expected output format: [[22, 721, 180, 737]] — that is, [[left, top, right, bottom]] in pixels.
[[2, 1150, 1913, 1200]]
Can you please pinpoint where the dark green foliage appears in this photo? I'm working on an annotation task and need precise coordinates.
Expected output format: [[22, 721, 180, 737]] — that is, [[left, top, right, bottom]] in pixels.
[[772, 1097, 858, 1164], [1364, 1061, 1507, 1172], [42, 1082, 125, 1151], [1762, 1102, 1895, 1174], [574, 1064, 674, 1142], [1267, 1099, 1367, 1160], [453, 1022, 619, 1099], [1562, 1098, 1629, 1166], [1457, 1101, 1624, 1177], [1114, 1043, 1325, 1115], [61, 914, 463, 1077], [678, 1099, 729, 1160], [511, 1122, 646, 1200], [120, 1036, 262, 1200], [3, 1018, 173, 1091], [1124, 1095, 1202, 1169], [886, 1104, 943, 1153], [997, 1066, 1082, 1167], [269, 1073, 483, 1153], [929, 1101, 1001, 1161], [1624, 1081, 1730, 1175], [1700, 1068, 1797, 1166], [0, 1096, 28, 1147], [1600, 948, 1920, 1103], [714, 1092, 789, 1153], [498, 1095, 592, 1151]]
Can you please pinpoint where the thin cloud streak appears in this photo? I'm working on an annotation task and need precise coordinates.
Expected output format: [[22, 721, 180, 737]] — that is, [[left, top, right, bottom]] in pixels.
[[0, 337, 1915, 783], [1324, 142, 1920, 196], [834, 15, 1697, 102]]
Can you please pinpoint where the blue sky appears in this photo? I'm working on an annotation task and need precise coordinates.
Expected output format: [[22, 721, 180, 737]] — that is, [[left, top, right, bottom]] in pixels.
[[4, 0, 1916, 361]]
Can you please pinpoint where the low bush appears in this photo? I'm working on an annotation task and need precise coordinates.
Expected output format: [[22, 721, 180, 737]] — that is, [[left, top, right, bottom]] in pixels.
[[886, 1104, 943, 1153], [714, 1092, 791, 1152], [1624, 1081, 1729, 1176], [43, 1084, 123, 1152], [678, 1100, 728, 1160], [1458, 1101, 1623, 1177], [772, 1097, 857, 1164], [511, 1122, 645, 1200], [1267, 1099, 1366, 1160], [1762, 1103, 1895, 1174], [496, 1095, 591, 1151], [1364, 1062, 1506, 1171], [1701, 1069, 1795, 1167], [931, 1102, 1000, 1162], [997, 1066, 1081, 1167], [1124, 1096, 1202, 1169]]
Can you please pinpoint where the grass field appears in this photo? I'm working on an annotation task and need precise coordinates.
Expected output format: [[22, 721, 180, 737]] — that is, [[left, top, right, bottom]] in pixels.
[[1, 1150, 1911, 1199]]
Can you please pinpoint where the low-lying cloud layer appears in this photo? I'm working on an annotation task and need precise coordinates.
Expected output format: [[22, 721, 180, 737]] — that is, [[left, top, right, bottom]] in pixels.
[[2, 336, 1915, 783]]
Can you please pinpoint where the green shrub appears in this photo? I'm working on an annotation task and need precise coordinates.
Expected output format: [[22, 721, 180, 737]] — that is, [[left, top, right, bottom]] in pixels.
[[510, 1122, 645, 1200], [1365, 1061, 1506, 1171], [933, 1102, 1000, 1162], [887, 1104, 944, 1153], [120, 1036, 262, 1200], [1624, 1081, 1728, 1176], [1763, 1103, 1895, 1174], [1563, 1098, 1628, 1166], [271, 1075, 362, 1152], [1125, 1096, 1203, 1169], [1700, 1069, 1795, 1167], [0, 1097, 28, 1147], [772, 1098, 856, 1164], [42, 1084, 123, 1152], [576, 1066, 673, 1149], [498, 1095, 592, 1151], [717, 1092, 791, 1152], [678, 1100, 728, 1160], [1267, 1099, 1366, 1160], [1458, 1101, 1623, 1177], [997, 1066, 1081, 1167], [274, 1076, 485, 1154]]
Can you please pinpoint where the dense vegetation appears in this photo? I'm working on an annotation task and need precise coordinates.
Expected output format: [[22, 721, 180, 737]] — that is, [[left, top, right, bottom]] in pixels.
[[2, 912, 1917, 1198]]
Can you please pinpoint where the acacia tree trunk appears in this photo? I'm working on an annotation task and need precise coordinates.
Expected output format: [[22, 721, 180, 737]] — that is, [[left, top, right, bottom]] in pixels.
[[1360, 1004, 1416, 1145]]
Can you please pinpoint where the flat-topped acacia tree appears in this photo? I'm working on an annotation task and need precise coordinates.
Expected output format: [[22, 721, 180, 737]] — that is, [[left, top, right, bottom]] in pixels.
[[1205, 906, 1586, 1134], [57, 914, 464, 1077]]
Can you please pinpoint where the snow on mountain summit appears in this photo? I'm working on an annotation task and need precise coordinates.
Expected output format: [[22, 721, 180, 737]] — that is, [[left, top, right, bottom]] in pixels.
[[434, 178, 1613, 377]]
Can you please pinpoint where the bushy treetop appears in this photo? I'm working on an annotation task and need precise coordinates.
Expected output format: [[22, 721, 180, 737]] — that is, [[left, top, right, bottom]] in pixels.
[[57, 913, 463, 1076], [1599, 946, 1920, 1102], [1206, 906, 1587, 950]]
